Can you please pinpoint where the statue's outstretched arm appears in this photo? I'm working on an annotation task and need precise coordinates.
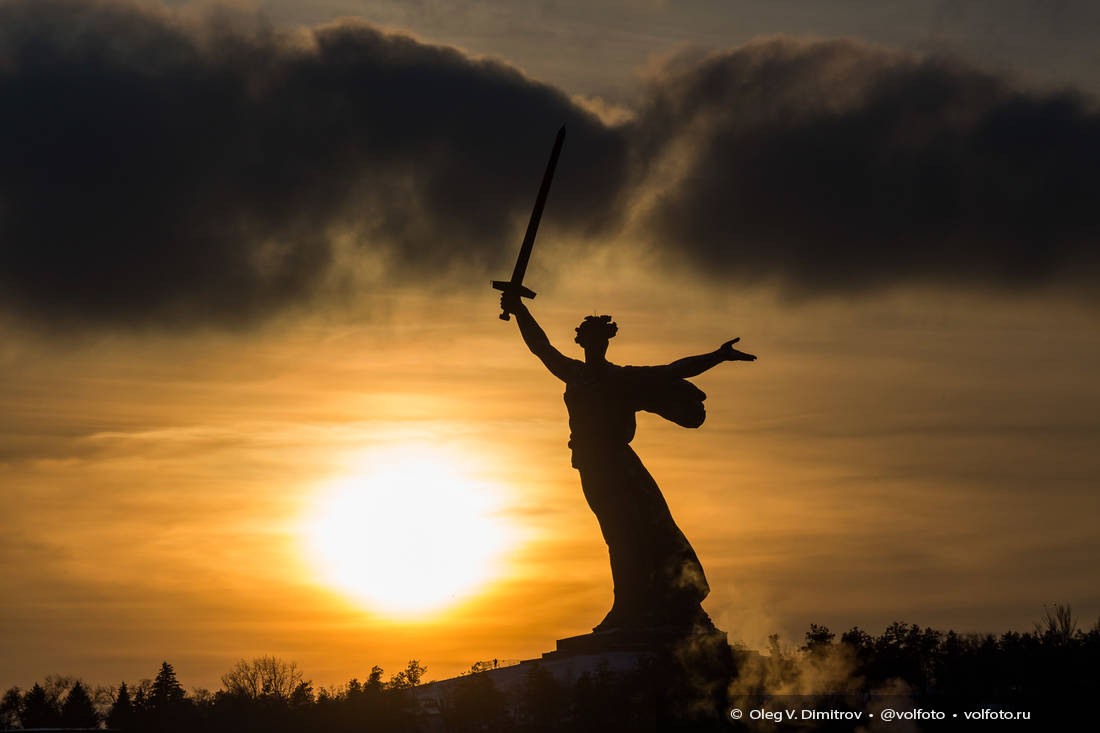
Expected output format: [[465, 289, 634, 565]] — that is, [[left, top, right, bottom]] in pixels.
[[663, 338, 756, 378], [500, 295, 576, 381]]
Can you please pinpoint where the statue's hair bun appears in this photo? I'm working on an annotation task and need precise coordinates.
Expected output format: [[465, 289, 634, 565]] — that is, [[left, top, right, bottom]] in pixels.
[[575, 315, 618, 344]]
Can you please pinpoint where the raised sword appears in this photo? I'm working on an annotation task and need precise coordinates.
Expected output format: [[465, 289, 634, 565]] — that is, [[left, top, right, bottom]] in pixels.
[[492, 125, 566, 320]]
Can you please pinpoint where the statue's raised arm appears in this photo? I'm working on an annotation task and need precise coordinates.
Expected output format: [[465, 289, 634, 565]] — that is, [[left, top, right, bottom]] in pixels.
[[501, 293, 578, 381]]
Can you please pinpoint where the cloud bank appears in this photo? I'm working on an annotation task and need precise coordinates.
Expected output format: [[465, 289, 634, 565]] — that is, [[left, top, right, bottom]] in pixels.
[[634, 41, 1100, 295], [1, 0, 1098, 328]]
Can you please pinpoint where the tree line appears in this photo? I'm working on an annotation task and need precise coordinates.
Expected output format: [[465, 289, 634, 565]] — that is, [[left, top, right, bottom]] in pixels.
[[0, 657, 428, 732], [1, 606, 1097, 731]]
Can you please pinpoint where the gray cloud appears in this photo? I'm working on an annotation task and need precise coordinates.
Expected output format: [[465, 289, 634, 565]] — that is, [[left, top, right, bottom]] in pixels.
[[633, 39, 1100, 295], [0, 0, 626, 328], [1, 1, 1098, 329]]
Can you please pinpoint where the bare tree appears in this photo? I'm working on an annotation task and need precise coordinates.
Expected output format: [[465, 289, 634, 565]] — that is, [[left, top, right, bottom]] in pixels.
[[221, 656, 304, 700], [1035, 603, 1079, 643]]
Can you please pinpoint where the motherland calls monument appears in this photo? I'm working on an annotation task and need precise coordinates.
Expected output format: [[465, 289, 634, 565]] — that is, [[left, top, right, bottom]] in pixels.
[[493, 128, 756, 658]]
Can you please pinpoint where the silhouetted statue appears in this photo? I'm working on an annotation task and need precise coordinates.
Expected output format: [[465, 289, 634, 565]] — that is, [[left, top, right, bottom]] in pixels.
[[500, 293, 755, 635]]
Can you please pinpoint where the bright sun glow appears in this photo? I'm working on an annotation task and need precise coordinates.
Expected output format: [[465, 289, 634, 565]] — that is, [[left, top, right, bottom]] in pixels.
[[304, 445, 512, 616]]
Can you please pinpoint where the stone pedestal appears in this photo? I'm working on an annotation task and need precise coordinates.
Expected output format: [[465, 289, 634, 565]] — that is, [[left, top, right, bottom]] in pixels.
[[543, 625, 728, 660], [413, 626, 739, 729]]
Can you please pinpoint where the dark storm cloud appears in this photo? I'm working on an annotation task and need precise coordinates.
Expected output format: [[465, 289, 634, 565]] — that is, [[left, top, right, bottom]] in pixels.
[[1, 1, 1098, 329], [634, 39, 1100, 295], [0, 0, 626, 328]]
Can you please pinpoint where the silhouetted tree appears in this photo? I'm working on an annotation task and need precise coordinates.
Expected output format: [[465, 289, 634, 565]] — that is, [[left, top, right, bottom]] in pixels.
[[289, 680, 314, 709], [801, 623, 836, 655], [366, 665, 385, 693], [130, 678, 151, 718], [379, 660, 427, 728], [60, 681, 99, 728], [140, 662, 194, 733], [151, 661, 186, 707], [0, 687, 21, 729], [221, 656, 304, 701], [344, 665, 390, 730], [21, 682, 59, 728], [388, 659, 426, 690], [191, 687, 216, 707], [1035, 603, 1078, 643], [108, 681, 135, 730], [840, 625, 874, 663]]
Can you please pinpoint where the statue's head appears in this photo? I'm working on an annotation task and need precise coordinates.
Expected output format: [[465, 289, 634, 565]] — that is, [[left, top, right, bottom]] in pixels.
[[575, 315, 617, 357]]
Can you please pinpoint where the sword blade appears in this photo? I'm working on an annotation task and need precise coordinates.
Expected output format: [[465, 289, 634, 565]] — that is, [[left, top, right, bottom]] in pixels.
[[509, 125, 566, 285]]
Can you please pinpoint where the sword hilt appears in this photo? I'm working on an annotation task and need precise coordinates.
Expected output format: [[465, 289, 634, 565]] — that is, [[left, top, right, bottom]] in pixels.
[[492, 280, 536, 321]]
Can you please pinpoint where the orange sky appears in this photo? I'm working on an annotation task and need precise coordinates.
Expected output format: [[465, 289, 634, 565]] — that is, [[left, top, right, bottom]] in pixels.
[[3, 0, 1100, 696], [3, 258, 1098, 689]]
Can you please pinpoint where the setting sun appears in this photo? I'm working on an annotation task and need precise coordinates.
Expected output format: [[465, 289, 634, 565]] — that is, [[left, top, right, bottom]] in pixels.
[[302, 445, 513, 616]]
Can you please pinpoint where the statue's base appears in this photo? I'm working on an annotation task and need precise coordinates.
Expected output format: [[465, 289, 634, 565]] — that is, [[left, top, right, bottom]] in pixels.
[[542, 625, 727, 660], [414, 625, 741, 727]]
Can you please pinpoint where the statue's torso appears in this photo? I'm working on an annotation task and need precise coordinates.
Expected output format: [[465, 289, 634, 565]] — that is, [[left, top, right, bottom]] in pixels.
[[564, 363, 638, 462]]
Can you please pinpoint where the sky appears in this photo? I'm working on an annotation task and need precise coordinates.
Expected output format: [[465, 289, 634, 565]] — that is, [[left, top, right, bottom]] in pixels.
[[1, 0, 1099, 690]]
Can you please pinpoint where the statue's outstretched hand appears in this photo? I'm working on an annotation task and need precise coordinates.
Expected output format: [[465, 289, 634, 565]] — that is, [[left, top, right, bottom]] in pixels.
[[720, 337, 756, 362]]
